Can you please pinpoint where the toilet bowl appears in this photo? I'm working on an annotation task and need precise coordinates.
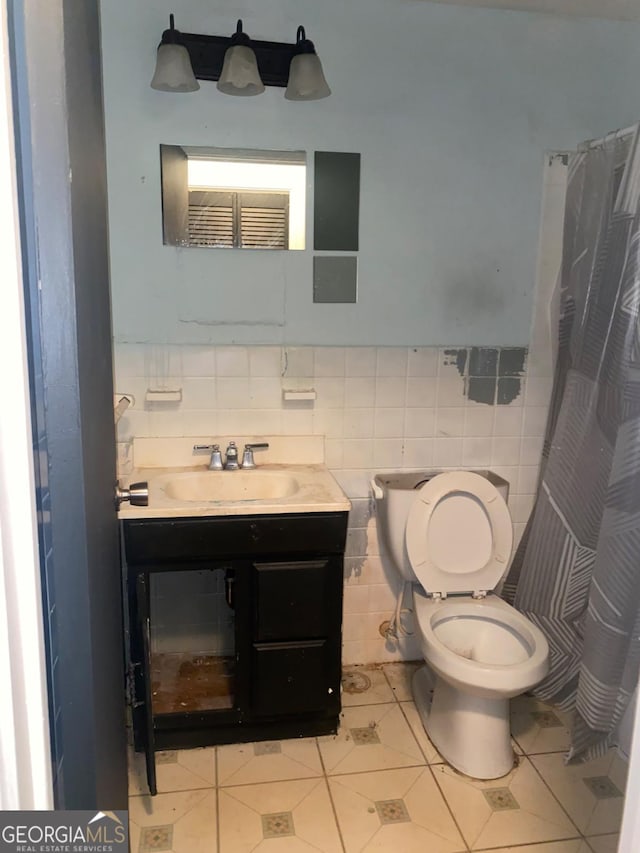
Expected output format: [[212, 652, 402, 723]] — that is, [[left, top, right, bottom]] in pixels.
[[373, 469, 549, 779]]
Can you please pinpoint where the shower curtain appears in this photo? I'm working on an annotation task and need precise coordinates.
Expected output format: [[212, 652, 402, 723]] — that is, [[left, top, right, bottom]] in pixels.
[[504, 125, 640, 761]]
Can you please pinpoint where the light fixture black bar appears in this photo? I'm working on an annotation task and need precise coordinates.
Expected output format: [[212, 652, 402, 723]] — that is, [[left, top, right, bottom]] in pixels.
[[177, 31, 297, 88]]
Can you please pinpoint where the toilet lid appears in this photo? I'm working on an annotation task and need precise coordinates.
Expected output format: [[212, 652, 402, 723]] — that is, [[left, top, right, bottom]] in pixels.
[[406, 471, 513, 596]]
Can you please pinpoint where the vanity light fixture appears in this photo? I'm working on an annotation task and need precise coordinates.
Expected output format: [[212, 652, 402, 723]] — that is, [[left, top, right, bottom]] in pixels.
[[285, 27, 331, 101], [150, 14, 200, 93], [217, 20, 265, 96], [150, 15, 330, 100]]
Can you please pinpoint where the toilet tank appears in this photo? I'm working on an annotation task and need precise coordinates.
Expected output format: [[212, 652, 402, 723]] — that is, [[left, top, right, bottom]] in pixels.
[[373, 470, 510, 583]]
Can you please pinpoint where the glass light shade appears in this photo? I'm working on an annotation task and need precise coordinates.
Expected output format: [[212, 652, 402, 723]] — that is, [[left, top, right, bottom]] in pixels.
[[217, 45, 265, 96], [285, 53, 330, 101], [151, 43, 200, 92]]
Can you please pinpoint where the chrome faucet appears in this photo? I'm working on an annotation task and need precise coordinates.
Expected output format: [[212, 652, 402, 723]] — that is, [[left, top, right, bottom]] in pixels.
[[224, 441, 240, 470], [193, 440, 270, 470], [192, 443, 223, 470], [241, 442, 269, 469]]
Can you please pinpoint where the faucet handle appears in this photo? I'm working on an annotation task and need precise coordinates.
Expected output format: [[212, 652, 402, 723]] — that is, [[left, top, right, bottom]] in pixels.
[[241, 442, 269, 469], [193, 443, 223, 470]]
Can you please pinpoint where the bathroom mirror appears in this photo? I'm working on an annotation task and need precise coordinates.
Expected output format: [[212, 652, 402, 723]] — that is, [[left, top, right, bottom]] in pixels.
[[160, 145, 307, 250]]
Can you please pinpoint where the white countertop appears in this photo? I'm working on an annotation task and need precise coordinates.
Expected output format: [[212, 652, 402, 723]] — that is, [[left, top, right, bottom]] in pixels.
[[118, 463, 351, 520]]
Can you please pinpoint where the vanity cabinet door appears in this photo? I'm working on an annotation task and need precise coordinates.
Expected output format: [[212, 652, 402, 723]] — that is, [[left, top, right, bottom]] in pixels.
[[253, 559, 331, 641], [251, 640, 332, 716]]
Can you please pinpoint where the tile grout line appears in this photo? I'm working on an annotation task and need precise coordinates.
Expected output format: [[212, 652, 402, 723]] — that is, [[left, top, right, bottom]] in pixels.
[[129, 781, 215, 799], [215, 770, 326, 790], [341, 698, 405, 709], [380, 663, 406, 706], [324, 761, 436, 781], [425, 762, 472, 852], [396, 696, 436, 766], [470, 835, 584, 852], [586, 831, 622, 838], [316, 735, 348, 853], [381, 664, 450, 771], [521, 754, 586, 839]]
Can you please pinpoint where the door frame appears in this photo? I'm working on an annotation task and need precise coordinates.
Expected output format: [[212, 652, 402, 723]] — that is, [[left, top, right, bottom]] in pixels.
[[0, 0, 52, 811], [2, 0, 127, 809]]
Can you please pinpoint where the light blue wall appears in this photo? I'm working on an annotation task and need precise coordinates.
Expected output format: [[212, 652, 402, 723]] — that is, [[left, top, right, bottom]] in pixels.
[[101, 0, 640, 346]]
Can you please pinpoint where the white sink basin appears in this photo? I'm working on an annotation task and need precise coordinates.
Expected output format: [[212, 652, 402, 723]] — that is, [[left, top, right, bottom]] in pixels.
[[163, 470, 300, 503]]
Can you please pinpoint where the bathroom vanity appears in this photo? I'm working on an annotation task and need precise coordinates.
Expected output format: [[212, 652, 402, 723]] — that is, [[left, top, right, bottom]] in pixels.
[[119, 437, 350, 794]]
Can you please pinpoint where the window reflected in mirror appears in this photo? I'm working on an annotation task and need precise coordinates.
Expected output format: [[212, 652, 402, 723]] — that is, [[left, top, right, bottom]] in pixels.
[[160, 145, 306, 250]]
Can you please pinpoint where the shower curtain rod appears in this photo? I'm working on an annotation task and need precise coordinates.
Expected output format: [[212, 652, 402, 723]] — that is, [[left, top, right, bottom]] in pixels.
[[582, 121, 637, 150]]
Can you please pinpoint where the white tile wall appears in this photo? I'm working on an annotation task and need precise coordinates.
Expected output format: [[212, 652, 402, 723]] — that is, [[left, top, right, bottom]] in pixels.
[[115, 344, 552, 666]]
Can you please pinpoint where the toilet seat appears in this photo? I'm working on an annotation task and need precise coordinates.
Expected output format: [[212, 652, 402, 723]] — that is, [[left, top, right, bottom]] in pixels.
[[406, 471, 513, 596]]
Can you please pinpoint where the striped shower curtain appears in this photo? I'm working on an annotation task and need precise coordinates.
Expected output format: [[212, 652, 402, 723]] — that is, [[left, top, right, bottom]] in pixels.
[[504, 125, 640, 761]]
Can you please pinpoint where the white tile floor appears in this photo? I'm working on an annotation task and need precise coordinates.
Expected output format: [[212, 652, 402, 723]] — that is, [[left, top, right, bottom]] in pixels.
[[128, 662, 626, 853]]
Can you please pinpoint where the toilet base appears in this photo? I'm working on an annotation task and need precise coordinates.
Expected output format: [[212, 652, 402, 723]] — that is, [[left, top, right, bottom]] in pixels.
[[412, 666, 515, 779]]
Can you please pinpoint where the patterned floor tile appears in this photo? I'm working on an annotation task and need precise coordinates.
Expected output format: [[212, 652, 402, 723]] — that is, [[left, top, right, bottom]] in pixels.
[[128, 746, 215, 796], [128, 789, 216, 853], [350, 726, 382, 746], [219, 777, 342, 851], [582, 775, 623, 799], [511, 696, 573, 755], [261, 811, 295, 838], [432, 756, 577, 849], [329, 766, 465, 852], [318, 703, 425, 776], [382, 661, 422, 702], [531, 750, 628, 836], [483, 786, 520, 810], [139, 824, 173, 852], [217, 736, 322, 786], [375, 798, 411, 824], [342, 665, 395, 706]]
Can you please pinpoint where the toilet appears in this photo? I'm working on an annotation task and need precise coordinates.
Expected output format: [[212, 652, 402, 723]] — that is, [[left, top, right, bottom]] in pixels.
[[373, 470, 549, 779]]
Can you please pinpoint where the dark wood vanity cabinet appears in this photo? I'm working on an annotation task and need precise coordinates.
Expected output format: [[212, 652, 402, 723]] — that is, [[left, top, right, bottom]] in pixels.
[[251, 558, 339, 717], [123, 511, 347, 794]]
